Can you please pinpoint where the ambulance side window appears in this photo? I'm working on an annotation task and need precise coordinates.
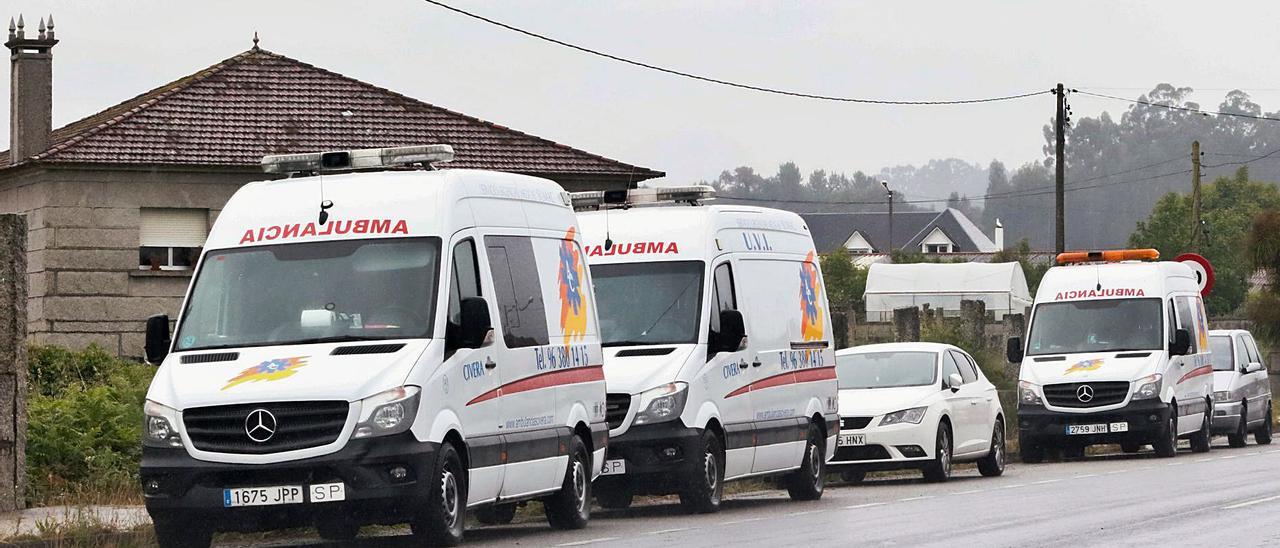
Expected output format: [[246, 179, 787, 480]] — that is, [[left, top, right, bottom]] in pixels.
[[708, 262, 737, 355], [445, 239, 481, 353], [1173, 296, 1198, 353], [1166, 300, 1177, 345], [485, 236, 550, 348]]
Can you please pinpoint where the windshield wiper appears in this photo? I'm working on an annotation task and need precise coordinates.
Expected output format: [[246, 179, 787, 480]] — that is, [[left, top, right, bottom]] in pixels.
[[286, 335, 396, 345]]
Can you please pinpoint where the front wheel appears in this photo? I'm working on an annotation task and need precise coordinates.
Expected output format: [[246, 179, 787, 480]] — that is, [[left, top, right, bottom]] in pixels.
[[1019, 433, 1045, 464], [596, 488, 634, 510], [977, 421, 1006, 477], [410, 442, 466, 546], [678, 430, 724, 514], [153, 516, 211, 548], [922, 423, 952, 483], [1189, 402, 1212, 453], [840, 469, 866, 484], [1255, 401, 1274, 445], [1228, 402, 1249, 448], [1153, 404, 1178, 458], [475, 503, 517, 526], [786, 422, 826, 501], [544, 435, 591, 530], [1120, 442, 1142, 454]]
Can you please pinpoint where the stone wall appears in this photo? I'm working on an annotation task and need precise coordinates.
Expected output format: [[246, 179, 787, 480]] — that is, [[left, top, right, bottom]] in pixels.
[[0, 214, 28, 510]]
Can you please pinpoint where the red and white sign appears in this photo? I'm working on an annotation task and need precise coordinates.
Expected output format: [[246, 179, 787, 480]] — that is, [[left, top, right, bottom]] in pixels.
[[585, 241, 679, 257], [1175, 253, 1214, 296]]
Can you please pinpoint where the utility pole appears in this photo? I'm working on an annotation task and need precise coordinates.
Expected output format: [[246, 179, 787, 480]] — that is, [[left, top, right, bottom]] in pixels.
[[1190, 140, 1203, 253], [1054, 83, 1066, 254], [882, 181, 894, 260]]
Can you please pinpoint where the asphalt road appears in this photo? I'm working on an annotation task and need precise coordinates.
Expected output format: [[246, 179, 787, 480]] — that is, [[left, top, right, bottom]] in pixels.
[[220, 438, 1280, 548]]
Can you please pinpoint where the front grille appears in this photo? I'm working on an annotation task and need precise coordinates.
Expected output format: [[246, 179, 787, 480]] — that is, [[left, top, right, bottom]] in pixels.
[[180, 352, 239, 364], [606, 393, 631, 430], [331, 343, 406, 356], [1043, 381, 1130, 408], [184, 401, 349, 455], [834, 444, 891, 462], [841, 416, 873, 430]]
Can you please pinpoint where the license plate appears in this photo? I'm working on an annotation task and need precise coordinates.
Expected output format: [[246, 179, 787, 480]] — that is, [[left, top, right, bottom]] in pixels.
[[223, 485, 304, 507], [601, 459, 626, 476], [309, 482, 346, 503], [1110, 422, 1129, 432], [1066, 423, 1114, 435], [838, 433, 867, 446]]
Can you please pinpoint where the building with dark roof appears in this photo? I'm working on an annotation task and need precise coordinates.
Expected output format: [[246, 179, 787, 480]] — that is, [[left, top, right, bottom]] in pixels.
[[0, 21, 661, 355], [802, 208, 998, 255]]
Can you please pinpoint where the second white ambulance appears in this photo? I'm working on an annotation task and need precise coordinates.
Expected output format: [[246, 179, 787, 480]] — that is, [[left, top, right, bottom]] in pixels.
[[1009, 249, 1214, 461], [574, 187, 839, 513]]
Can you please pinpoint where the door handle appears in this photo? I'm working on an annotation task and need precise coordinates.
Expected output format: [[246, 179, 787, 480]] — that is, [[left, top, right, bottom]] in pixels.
[[484, 357, 497, 370], [738, 359, 749, 370], [969, 401, 980, 406], [752, 359, 762, 368]]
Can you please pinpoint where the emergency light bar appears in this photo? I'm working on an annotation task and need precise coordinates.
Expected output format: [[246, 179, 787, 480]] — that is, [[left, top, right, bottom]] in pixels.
[[571, 185, 715, 211], [261, 144, 455, 174], [1056, 248, 1160, 265]]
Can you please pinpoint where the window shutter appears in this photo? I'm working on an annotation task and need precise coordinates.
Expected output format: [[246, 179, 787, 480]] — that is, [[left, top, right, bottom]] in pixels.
[[140, 208, 208, 247]]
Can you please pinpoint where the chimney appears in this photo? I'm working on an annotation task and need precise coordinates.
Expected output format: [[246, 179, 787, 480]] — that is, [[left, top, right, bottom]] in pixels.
[[6, 14, 57, 164], [994, 218, 1005, 250]]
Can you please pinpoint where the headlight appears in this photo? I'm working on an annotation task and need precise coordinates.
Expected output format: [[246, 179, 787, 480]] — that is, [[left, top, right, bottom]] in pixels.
[[1213, 391, 1233, 403], [353, 386, 421, 439], [1132, 374, 1162, 400], [143, 400, 183, 448], [632, 382, 689, 426], [879, 407, 928, 426], [1018, 380, 1043, 406]]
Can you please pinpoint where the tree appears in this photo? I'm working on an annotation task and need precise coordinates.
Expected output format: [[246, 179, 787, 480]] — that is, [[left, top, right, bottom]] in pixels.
[[1247, 209, 1280, 342], [990, 239, 1050, 295], [819, 247, 868, 320], [1130, 167, 1280, 314], [980, 160, 1010, 231]]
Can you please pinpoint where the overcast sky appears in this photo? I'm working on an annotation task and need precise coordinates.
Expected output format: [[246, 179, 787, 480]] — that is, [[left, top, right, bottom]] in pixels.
[[6, 1, 1280, 186]]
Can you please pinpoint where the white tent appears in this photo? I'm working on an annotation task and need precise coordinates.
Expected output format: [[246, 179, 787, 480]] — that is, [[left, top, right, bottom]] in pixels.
[[864, 262, 1032, 322]]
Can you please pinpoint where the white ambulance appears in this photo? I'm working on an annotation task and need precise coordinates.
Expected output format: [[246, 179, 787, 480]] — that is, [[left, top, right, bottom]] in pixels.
[[1009, 249, 1214, 461], [139, 145, 608, 547], [573, 187, 839, 513]]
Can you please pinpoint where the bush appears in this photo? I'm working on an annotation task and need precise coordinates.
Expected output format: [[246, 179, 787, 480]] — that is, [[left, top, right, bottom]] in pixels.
[[26, 345, 154, 505]]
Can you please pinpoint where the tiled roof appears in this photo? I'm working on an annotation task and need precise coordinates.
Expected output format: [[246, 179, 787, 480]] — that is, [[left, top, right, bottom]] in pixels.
[[802, 209, 997, 253], [0, 47, 663, 182]]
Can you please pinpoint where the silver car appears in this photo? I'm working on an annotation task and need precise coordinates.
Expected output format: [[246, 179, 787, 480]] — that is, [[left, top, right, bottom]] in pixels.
[[1209, 329, 1273, 447]]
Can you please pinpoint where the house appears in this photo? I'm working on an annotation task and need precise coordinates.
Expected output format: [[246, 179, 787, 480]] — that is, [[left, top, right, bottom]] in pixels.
[[0, 19, 662, 355], [802, 208, 998, 256]]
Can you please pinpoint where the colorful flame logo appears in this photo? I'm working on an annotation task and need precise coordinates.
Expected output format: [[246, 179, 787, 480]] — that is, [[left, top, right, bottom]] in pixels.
[[559, 227, 588, 345], [222, 356, 308, 391], [799, 251, 825, 341], [1064, 358, 1104, 375]]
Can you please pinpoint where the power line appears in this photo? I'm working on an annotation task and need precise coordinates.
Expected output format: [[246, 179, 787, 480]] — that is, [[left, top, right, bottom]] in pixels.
[[1201, 146, 1280, 169], [421, 0, 1053, 105], [1074, 90, 1280, 123]]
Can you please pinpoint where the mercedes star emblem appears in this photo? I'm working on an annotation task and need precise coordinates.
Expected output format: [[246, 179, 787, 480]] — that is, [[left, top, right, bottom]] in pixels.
[[1076, 385, 1095, 403], [244, 409, 277, 443]]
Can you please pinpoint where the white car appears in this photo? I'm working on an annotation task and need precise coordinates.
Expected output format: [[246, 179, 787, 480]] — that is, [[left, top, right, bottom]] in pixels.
[[830, 343, 1005, 482]]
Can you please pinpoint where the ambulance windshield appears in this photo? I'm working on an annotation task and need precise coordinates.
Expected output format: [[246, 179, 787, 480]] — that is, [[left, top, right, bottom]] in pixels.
[[1026, 298, 1162, 356], [174, 237, 440, 351], [592, 261, 704, 347]]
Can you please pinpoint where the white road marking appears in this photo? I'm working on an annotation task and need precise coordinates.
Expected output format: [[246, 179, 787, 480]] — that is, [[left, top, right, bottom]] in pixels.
[[646, 528, 691, 535], [788, 510, 823, 517], [844, 502, 886, 510], [1219, 455, 1238, 459], [1105, 469, 1129, 475], [557, 538, 619, 546], [898, 495, 933, 502], [1223, 495, 1280, 510], [951, 489, 985, 495], [1194, 457, 1215, 463], [996, 484, 1026, 489], [1031, 479, 1061, 485], [1166, 462, 1185, 466], [1074, 473, 1098, 479], [722, 517, 764, 525], [1134, 466, 1154, 471]]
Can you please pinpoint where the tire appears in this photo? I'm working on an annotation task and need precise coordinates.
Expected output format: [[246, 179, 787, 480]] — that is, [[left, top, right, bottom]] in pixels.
[[1019, 434, 1045, 464], [1190, 402, 1212, 454], [475, 503, 517, 526], [840, 469, 867, 483], [922, 423, 953, 483], [544, 435, 591, 530], [786, 422, 826, 501], [153, 517, 211, 548], [678, 429, 724, 514], [316, 517, 360, 541], [1120, 442, 1142, 454], [1062, 445, 1086, 460], [410, 442, 466, 546], [1255, 401, 1274, 445], [1228, 401, 1249, 448], [1153, 404, 1178, 458], [977, 421, 1006, 477], [596, 488, 634, 510]]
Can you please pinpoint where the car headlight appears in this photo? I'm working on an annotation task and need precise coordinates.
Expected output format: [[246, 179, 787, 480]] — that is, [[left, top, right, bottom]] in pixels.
[[1018, 380, 1043, 406], [1132, 374, 1162, 400], [632, 382, 689, 426], [353, 386, 421, 439], [143, 400, 183, 448], [879, 407, 928, 426], [1213, 391, 1233, 403]]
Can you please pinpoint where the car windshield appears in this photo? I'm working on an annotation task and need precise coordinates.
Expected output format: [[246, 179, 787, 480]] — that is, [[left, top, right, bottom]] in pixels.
[[591, 261, 704, 347], [1027, 298, 1162, 356], [835, 351, 938, 389], [1209, 336, 1234, 371], [174, 237, 441, 351]]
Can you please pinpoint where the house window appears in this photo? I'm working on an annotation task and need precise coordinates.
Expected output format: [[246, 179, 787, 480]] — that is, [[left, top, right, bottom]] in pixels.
[[139, 208, 208, 271], [924, 243, 952, 253], [846, 247, 872, 254]]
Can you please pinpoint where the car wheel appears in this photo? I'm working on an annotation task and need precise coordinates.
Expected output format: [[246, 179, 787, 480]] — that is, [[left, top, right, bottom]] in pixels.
[[153, 516, 211, 548], [475, 503, 517, 526], [1190, 402, 1212, 453], [1255, 401, 1274, 445], [544, 435, 591, 530], [596, 488, 634, 510], [1062, 444, 1085, 460], [840, 469, 867, 483], [977, 421, 1006, 477], [1120, 442, 1142, 454], [1153, 404, 1178, 458], [1228, 401, 1248, 448], [922, 423, 952, 483], [678, 429, 724, 514], [1019, 433, 1045, 464], [316, 516, 360, 541], [786, 422, 826, 501], [410, 442, 466, 546]]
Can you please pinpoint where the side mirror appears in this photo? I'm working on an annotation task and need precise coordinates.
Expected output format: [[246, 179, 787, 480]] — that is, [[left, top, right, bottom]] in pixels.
[[1006, 337, 1024, 364], [947, 373, 964, 392], [144, 314, 171, 365], [715, 309, 747, 354], [1170, 328, 1191, 356], [459, 297, 493, 349], [1246, 361, 1265, 374]]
